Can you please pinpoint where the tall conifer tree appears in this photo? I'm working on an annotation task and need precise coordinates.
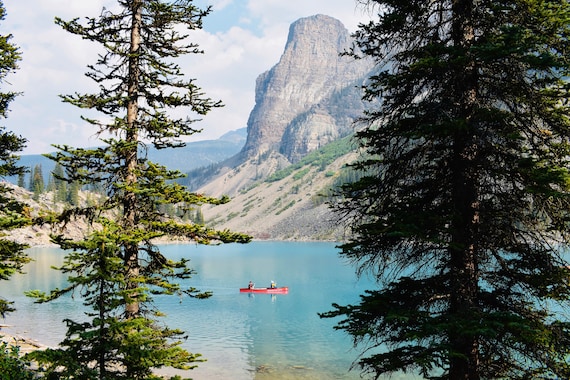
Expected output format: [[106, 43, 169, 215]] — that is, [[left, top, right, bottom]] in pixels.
[[0, 0, 29, 318], [322, 0, 570, 379], [27, 1, 250, 379], [30, 164, 44, 200], [52, 163, 67, 203]]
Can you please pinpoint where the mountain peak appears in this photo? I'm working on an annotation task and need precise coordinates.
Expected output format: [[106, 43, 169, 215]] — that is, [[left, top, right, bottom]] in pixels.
[[285, 14, 348, 54], [239, 14, 372, 163]]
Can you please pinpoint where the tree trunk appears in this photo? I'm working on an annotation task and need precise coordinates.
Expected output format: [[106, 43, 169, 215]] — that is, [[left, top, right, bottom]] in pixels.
[[98, 249, 106, 380], [449, 0, 480, 379], [124, 0, 142, 320]]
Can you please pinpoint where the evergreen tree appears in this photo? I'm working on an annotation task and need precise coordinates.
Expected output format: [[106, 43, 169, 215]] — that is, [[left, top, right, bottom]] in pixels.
[[16, 172, 24, 188], [0, 342, 38, 380], [66, 180, 80, 206], [0, 7, 36, 377], [193, 208, 204, 225], [45, 173, 55, 193], [322, 1, 570, 379], [26, 165, 31, 191], [0, 0, 30, 318], [52, 162, 67, 202], [30, 164, 44, 200], [27, 1, 250, 379]]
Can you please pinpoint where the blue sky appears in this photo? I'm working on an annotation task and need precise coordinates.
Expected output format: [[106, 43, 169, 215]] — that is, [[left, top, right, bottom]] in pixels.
[[1, 0, 370, 154]]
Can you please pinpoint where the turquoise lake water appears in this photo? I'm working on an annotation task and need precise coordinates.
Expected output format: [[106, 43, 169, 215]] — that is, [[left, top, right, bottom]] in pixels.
[[2, 241, 418, 379]]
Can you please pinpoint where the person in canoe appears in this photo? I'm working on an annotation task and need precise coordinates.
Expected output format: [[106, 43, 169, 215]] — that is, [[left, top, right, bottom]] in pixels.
[[270, 280, 276, 289], [248, 280, 254, 289]]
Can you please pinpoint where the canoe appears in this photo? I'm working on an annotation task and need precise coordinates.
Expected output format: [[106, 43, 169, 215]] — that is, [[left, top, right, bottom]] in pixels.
[[240, 287, 289, 294]]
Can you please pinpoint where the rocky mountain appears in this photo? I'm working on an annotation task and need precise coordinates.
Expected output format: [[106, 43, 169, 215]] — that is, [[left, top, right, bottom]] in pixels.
[[193, 15, 374, 240], [199, 136, 359, 241], [190, 15, 372, 196], [237, 14, 371, 165]]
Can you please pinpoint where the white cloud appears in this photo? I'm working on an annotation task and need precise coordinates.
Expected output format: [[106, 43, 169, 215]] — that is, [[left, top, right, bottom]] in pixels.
[[246, 0, 369, 32], [207, 0, 234, 11], [1, 0, 370, 154]]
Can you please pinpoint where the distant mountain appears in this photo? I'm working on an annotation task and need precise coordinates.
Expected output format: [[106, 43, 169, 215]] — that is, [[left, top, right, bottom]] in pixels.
[[5, 128, 246, 186], [8, 15, 375, 242], [146, 128, 246, 173], [188, 14, 372, 196]]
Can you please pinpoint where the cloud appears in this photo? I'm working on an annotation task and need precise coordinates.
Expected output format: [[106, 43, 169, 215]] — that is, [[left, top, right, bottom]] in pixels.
[[178, 25, 286, 141], [1, 0, 115, 153], [246, 0, 369, 32]]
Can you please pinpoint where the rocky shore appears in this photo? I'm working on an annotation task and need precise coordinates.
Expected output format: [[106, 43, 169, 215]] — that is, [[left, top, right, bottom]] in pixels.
[[1, 329, 49, 355]]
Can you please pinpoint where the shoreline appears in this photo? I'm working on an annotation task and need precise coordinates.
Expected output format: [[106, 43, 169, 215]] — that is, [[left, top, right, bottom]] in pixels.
[[0, 329, 50, 355], [0, 330, 349, 380]]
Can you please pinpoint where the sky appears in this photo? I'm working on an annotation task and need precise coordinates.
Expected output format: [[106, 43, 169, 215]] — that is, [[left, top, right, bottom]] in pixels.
[[0, 0, 372, 155]]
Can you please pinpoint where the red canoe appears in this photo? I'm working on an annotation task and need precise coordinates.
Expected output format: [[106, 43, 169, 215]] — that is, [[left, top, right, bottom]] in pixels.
[[240, 287, 289, 294]]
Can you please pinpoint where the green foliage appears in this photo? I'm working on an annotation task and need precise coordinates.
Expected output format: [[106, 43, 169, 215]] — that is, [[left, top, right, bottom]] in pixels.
[[275, 200, 296, 215], [67, 181, 80, 206], [28, 1, 251, 379], [0, 0, 23, 183], [323, 0, 570, 379], [291, 167, 310, 181], [313, 165, 365, 206], [265, 135, 355, 182], [16, 172, 24, 188], [0, 0, 31, 318], [0, 342, 38, 380], [28, 223, 207, 379], [192, 207, 204, 224], [52, 163, 68, 202], [29, 164, 44, 200]]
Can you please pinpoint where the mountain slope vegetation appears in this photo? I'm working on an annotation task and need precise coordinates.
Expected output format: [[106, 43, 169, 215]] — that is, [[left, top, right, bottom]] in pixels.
[[199, 136, 359, 240]]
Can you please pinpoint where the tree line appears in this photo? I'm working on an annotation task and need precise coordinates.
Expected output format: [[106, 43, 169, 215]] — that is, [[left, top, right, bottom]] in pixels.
[[16, 163, 81, 204], [19, 163, 205, 224]]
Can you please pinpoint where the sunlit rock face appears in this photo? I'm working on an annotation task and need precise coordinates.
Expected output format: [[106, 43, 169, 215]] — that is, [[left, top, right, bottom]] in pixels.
[[241, 14, 372, 164]]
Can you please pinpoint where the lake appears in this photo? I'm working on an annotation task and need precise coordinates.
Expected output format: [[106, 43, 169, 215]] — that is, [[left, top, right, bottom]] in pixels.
[[2, 241, 416, 379]]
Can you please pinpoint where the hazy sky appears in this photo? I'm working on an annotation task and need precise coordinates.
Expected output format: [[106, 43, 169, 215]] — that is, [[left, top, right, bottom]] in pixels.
[[0, 1, 371, 155]]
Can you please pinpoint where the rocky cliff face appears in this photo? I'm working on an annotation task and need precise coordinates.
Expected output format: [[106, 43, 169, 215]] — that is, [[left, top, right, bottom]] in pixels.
[[192, 15, 375, 240], [240, 14, 371, 164]]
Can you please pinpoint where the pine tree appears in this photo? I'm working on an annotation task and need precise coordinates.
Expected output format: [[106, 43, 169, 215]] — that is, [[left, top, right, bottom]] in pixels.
[[27, 1, 250, 379], [45, 174, 55, 193], [193, 208, 204, 225], [66, 180, 80, 206], [0, 0, 30, 318], [30, 164, 44, 200], [16, 172, 24, 188], [322, 1, 570, 379], [26, 166, 31, 191], [52, 162, 67, 202]]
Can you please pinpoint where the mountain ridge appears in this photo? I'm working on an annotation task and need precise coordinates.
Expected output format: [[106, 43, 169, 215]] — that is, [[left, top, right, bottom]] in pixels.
[[6, 128, 246, 186], [199, 135, 359, 241]]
